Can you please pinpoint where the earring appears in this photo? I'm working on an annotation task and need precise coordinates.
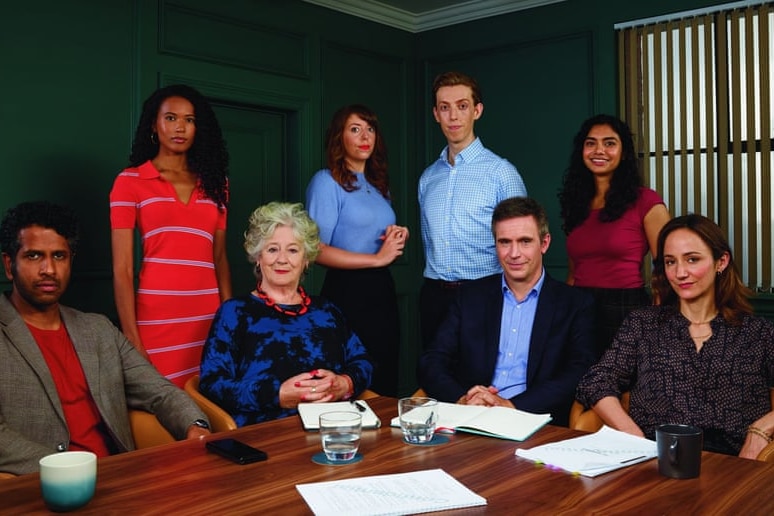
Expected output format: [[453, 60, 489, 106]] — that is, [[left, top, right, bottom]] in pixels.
[[151, 132, 158, 144]]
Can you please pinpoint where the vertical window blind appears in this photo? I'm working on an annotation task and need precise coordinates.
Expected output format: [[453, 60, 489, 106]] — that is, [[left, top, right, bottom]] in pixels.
[[618, 2, 773, 291]]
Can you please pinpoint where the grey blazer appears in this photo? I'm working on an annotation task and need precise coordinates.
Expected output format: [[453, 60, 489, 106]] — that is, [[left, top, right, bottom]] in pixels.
[[0, 294, 206, 475]]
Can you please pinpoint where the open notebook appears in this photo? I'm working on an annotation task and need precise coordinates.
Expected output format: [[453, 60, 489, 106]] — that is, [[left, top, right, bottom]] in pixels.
[[390, 402, 551, 441], [298, 400, 381, 430]]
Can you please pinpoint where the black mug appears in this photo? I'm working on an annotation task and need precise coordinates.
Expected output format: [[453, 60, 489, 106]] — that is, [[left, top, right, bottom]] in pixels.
[[656, 424, 703, 479]]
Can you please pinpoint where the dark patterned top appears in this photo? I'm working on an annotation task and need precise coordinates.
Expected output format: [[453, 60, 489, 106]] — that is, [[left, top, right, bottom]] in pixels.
[[199, 293, 373, 426], [576, 306, 774, 455]]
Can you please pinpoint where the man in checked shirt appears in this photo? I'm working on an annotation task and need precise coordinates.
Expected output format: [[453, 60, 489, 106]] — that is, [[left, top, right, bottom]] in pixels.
[[419, 71, 528, 349]]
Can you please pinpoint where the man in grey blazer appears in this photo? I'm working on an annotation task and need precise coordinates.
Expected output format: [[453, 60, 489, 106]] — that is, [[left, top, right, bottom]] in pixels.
[[0, 201, 210, 475], [418, 197, 597, 426]]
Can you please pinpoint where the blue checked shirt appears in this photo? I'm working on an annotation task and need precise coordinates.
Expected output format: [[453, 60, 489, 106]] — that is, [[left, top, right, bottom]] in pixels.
[[419, 137, 527, 281]]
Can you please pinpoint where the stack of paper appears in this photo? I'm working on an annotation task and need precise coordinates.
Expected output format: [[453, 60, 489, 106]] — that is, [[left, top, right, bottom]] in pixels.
[[515, 425, 657, 477], [296, 468, 486, 516], [297, 400, 381, 430]]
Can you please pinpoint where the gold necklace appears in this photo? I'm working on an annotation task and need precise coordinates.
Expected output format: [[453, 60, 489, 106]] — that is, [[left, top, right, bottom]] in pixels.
[[683, 312, 717, 326]]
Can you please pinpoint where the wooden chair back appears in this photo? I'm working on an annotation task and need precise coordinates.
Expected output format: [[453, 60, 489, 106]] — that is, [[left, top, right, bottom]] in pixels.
[[183, 375, 237, 432], [128, 409, 175, 449]]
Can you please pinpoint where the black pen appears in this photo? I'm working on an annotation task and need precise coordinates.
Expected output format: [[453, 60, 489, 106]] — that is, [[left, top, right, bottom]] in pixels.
[[350, 400, 366, 412]]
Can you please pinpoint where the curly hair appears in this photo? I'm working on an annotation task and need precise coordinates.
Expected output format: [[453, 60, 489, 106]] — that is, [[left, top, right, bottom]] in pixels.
[[325, 104, 390, 200], [0, 201, 79, 259], [129, 84, 229, 209], [558, 114, 642, 234], [432, 71, 482, 106], [244, 202, 321, 281], [652, 214, 752, 325]]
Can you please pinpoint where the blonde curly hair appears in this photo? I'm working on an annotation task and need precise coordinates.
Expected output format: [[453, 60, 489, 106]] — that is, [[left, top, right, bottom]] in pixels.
[[244, 202, 320, 280]]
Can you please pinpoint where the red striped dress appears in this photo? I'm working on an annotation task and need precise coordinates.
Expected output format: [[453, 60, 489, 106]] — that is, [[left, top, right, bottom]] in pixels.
[[109, 160, 226, 387]]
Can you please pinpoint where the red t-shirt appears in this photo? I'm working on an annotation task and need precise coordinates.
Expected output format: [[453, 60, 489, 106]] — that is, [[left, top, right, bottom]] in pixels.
[[566, 187, 665, 289], [28, 323, 112, 457]]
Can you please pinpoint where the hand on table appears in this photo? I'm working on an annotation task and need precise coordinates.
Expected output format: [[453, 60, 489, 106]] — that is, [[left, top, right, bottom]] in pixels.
[[458, 385, 514, 409], [186, 425, 211, 440], [280, 369, 352, 408]]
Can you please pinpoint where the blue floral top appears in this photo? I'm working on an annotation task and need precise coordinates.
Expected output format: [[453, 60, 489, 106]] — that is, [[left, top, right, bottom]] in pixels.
[[199, 293, 373, 426]]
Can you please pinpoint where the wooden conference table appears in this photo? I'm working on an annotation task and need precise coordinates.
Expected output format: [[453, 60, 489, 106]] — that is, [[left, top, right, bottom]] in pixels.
[[2, 396, 774, 514]]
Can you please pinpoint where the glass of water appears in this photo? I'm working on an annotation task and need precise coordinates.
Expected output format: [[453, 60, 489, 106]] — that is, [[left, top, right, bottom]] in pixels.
[[319, 411, 362, 462], [399, 397, 438, 444]]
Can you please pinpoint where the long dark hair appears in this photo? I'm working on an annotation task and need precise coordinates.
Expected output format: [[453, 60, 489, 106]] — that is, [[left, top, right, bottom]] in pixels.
[[652, 214, 753, 325], [325, 104, 390, 200], [129, 84, 229, 209], [558, 114, 641, 234]]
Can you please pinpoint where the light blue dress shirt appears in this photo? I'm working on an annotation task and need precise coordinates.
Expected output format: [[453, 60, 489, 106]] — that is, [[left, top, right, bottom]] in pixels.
[[492, 270, 545, 399], [418, 137, 527, 281]]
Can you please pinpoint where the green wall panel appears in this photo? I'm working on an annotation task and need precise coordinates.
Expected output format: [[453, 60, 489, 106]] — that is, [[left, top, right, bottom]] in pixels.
[[161, 2, 311, 78], [0, 1, 135, 317]]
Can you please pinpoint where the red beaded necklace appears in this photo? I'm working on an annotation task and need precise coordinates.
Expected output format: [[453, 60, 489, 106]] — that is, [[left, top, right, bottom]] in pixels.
[[255, 285, 311, 316]]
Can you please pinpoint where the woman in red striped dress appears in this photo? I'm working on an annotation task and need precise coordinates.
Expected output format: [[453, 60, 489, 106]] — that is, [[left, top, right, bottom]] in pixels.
[[110, 84, 232, 387]]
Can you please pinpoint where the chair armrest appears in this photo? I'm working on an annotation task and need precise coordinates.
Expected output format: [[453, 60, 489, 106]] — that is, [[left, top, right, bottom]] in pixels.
[[184, 375, 237, 432], [757, 440, 774, 462], [128, 409, 175, 449]]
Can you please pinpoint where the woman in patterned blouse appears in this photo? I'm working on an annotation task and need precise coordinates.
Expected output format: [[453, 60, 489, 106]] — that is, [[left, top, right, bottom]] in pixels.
[[576, 214, 774, 457], [199, 202, 373, 426]]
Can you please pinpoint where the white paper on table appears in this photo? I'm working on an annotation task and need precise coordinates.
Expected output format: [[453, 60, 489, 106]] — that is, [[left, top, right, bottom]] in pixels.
[[515, 425, 657, 477], [298, 401, 381, 430], [295, 468, 486, 516]]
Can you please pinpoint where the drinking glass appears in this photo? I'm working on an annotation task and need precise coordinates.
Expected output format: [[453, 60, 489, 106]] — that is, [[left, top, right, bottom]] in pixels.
[[398, 397, 438, 444], [319, 411, 362, 462]]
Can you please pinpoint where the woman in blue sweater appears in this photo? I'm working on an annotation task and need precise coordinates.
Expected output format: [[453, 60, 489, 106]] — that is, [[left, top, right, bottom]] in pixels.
[[306, 105, 408, 397], [199, 202, 373, 426]]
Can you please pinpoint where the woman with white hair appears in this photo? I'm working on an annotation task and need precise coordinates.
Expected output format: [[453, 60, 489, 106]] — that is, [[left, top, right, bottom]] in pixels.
[[199, 202, 373, 426]]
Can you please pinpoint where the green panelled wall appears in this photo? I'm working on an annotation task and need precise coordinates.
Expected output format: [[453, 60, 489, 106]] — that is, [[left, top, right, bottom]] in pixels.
[[1, 0, 771, 396]]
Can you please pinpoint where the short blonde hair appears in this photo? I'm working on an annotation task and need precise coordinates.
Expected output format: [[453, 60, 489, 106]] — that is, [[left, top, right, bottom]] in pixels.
[[244, 202, 321, 272]]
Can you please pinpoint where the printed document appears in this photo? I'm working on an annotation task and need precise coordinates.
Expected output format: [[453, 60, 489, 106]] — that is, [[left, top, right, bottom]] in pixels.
[[296, 468, 486, 516], [515, 425, 657, 477]]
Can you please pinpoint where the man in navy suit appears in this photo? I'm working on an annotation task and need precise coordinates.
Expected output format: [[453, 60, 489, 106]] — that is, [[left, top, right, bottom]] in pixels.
[[418, 197, 596, 426]]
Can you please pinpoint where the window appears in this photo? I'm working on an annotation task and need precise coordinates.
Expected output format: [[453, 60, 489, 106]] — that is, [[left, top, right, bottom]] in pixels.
[[618, 2, 773, 291]]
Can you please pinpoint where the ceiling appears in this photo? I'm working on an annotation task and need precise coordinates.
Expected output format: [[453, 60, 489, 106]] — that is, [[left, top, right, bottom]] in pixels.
[[301, 0, 567, 33]]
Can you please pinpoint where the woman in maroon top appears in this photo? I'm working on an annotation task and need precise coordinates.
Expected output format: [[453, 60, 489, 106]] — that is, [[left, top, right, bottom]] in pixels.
[[558, 114, 671, 356]]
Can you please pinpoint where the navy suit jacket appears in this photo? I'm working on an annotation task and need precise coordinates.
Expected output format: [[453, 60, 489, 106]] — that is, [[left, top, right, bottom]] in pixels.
[[418, 273, 596, 426]]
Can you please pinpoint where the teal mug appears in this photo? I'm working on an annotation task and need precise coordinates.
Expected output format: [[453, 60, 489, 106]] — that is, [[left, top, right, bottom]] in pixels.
[[39, 451, 97, 511]]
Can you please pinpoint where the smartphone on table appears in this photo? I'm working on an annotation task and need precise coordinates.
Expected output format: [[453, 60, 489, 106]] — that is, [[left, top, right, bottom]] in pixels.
[[206, 438, 268, 465]]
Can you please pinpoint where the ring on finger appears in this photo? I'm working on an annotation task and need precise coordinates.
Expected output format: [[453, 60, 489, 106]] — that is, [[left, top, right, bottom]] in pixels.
[[311, 386, 316, 393]]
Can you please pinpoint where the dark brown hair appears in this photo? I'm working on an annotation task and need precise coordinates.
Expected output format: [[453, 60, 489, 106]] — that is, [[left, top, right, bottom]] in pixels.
[[652, 213, 753, 324], [325, 104, 389, 199]]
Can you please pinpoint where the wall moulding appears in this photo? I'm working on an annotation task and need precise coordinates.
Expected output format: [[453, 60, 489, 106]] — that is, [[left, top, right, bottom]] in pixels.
[[159, 1, 311, 79]]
